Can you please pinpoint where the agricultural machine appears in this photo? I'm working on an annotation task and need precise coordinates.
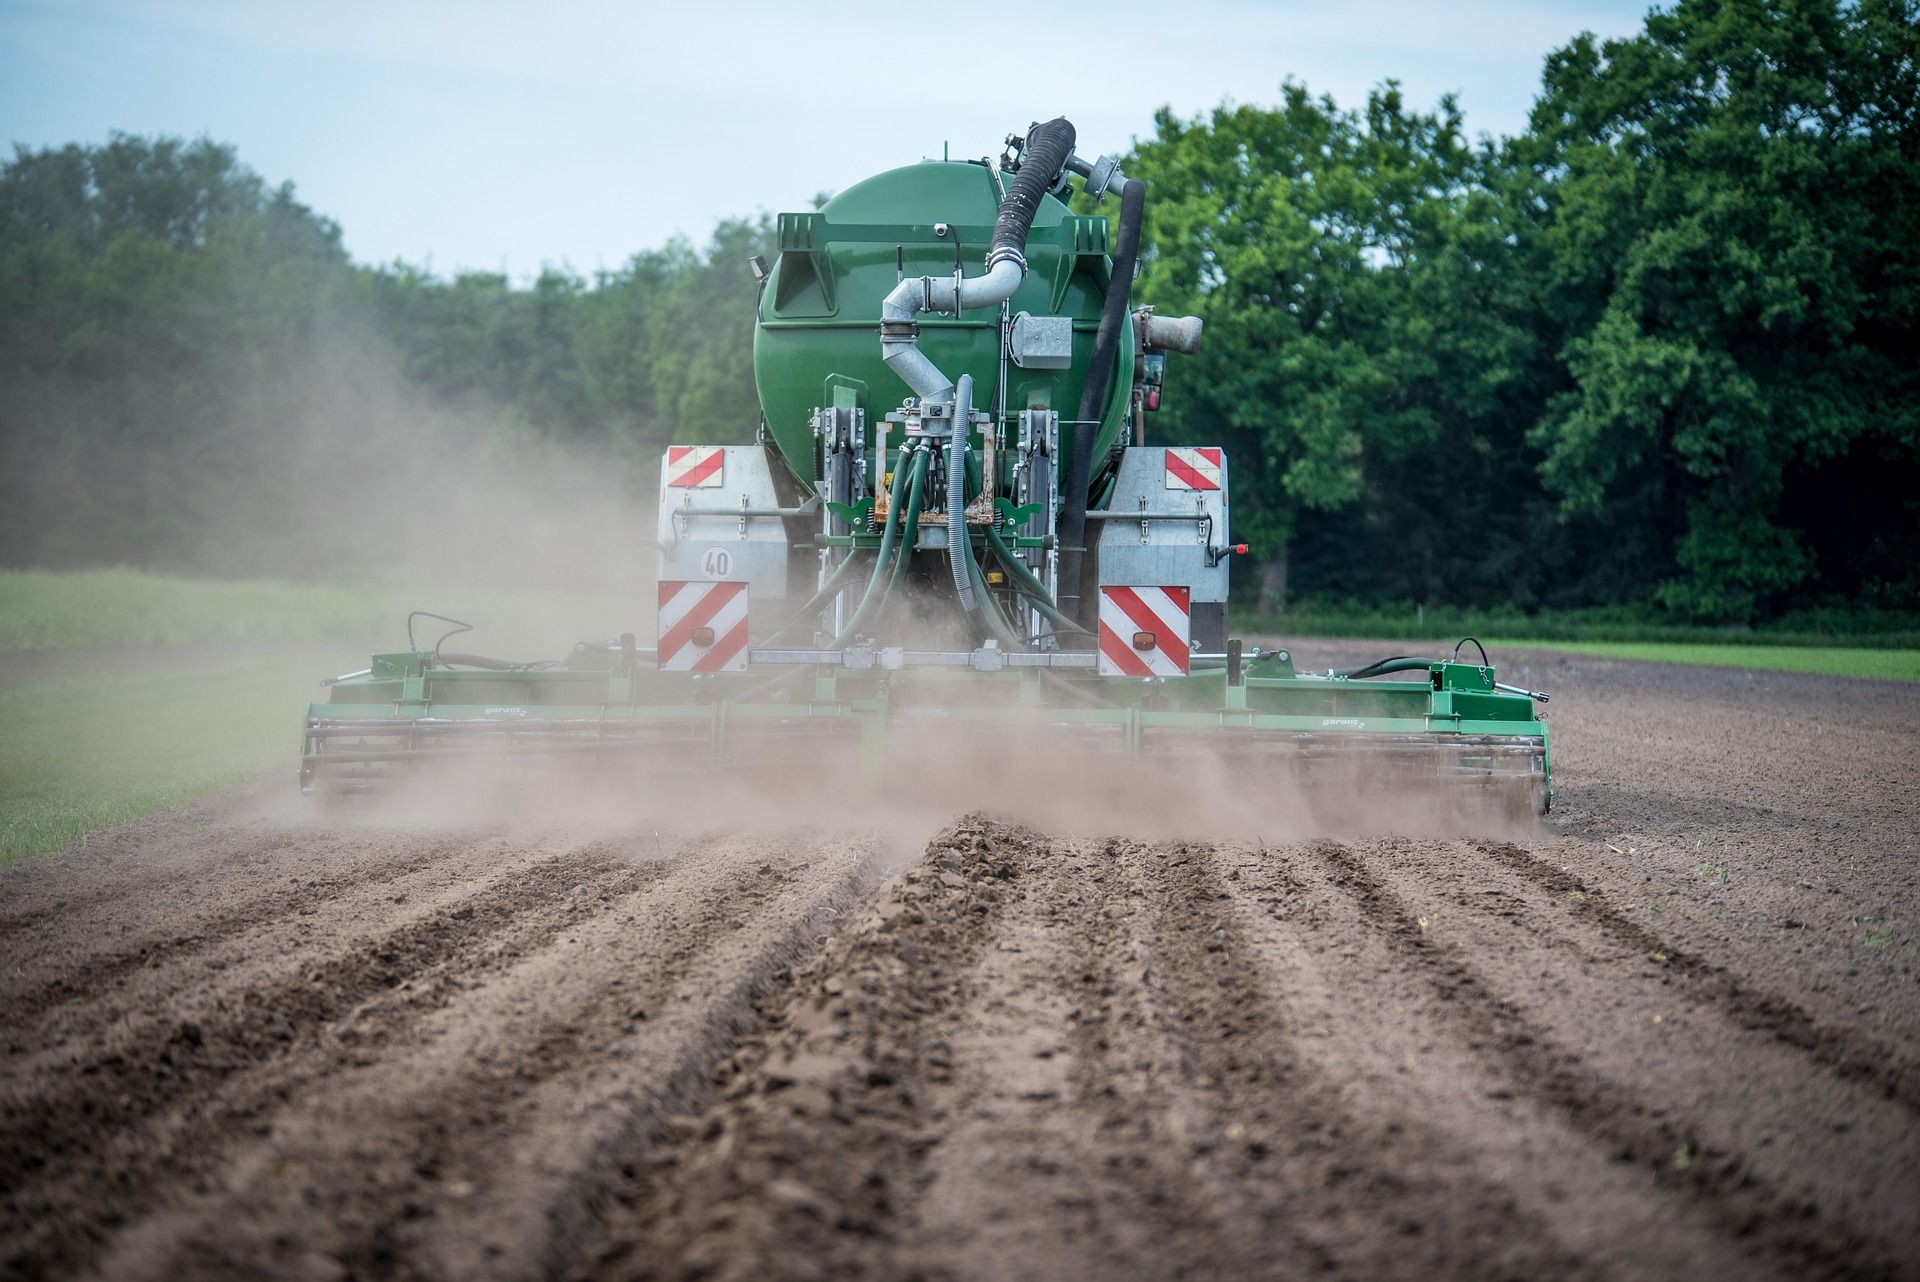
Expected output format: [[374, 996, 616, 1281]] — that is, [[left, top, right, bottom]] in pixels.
[[303, 117, 1551, 813]]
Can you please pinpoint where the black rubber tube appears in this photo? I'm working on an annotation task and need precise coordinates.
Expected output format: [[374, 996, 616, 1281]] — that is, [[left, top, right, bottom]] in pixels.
[[1334, 657, 1438, 681], [990, 118, 1076, 269], [1057, 176, 1145, 626]]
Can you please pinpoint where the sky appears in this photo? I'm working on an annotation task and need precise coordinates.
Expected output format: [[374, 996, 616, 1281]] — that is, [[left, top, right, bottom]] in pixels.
[[1, 0, 1652, 279]]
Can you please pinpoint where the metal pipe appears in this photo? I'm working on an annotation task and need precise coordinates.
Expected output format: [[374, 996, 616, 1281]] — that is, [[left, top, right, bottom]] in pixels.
[[1494, 681, 1552, 703], [879, 117, 1077, 404], [673, 498, 820, 519]]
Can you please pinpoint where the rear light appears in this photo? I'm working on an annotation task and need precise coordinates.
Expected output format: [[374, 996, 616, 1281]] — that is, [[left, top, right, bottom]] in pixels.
[[1145, 388, 1162, 411], [1132, 631, 1156, 651], [690, 626, 716, 647]]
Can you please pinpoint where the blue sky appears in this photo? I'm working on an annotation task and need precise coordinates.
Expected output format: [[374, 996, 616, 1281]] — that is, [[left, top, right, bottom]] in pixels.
[[1, 1, 1652, 278]]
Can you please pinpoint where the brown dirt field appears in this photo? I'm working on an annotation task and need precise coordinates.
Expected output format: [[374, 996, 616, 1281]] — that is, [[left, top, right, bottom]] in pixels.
[[3, 648, 1917, 1281]]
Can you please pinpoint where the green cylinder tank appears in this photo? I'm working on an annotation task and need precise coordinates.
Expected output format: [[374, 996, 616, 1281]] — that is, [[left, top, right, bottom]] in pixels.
[[754, 159, 1133, 495]]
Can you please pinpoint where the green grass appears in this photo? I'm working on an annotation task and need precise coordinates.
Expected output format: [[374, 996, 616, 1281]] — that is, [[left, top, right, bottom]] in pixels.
[[1239, 602, 1920, 649], [0, 566, 645, 655], [1491, 640, 1920, 681], [0, 567, 404, 650], [0, 568, 662, 865], [0, 652, 318, 865]]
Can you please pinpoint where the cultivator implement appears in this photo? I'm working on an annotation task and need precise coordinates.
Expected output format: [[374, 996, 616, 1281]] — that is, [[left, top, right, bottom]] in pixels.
[[302, 113, 1551, 815], [304, 641, 1548, 812]]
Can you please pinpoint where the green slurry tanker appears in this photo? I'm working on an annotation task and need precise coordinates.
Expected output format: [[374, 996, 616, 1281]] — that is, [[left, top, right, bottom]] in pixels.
[[303, 117, 1551, 812]]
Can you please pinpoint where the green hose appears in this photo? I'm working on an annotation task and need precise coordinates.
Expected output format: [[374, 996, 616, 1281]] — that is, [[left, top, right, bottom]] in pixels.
[[885, 449, 929, 600], [834, 448, 923, 646], [984, 525, 1090, 637], [962, 530, 1022, 648], [760, 546, 874, 642]]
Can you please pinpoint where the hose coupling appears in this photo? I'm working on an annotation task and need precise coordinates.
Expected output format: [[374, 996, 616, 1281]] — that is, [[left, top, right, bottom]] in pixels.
[[984, 245, 1027, 274]]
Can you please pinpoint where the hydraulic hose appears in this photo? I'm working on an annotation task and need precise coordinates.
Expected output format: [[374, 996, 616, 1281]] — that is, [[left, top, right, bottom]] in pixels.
[[759, 547, 875, 642], [1334, 656, 1437, 681], [833, 451, 916, 645], [962, 530, 1022, 648], [1057, 176, 1145, 626], [984, 525, 1089, 637], [885, 447, 929, 598], [949, 374, 976, 611]]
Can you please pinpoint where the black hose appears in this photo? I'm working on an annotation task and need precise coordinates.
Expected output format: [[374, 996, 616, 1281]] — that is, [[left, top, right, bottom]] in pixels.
[[1334, 657, 1438, 681], [991, 118, 1076, 270], [1057, 176, 1145, 626], [1452, 636, 1490, 666]]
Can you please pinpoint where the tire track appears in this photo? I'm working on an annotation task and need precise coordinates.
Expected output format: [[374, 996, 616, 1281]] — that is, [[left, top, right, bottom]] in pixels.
[[1313, 840, 1905, 1282], [1472, 839, 1920, 1115]]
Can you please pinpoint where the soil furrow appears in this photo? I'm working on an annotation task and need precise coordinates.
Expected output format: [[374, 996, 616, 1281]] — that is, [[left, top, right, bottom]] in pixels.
[[1145, 838, 1598, 1281], [893, 834, 1247, 1281], [581, 817, 1024, 1282], [90, 829, 896, 1282], [1212, 838, 1774, 1280], [1313, 840, 1904, 1282], [1471, 838, 1920, 1114], [0, 836, 477, 1023], [0, 836, 679, 1281]]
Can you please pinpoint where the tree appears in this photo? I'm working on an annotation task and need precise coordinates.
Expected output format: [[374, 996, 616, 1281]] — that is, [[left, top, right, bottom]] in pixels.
[[1123, 84, 1531, 610], [1516, 0, 1920, 621]]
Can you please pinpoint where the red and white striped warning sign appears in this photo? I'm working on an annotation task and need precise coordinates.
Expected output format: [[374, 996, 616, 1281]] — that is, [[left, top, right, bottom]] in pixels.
[[657, 580, 750, 671], [665, 445, 724, 488], [1164, 446, 1222, 491], [1097, 585, 1191, 677]]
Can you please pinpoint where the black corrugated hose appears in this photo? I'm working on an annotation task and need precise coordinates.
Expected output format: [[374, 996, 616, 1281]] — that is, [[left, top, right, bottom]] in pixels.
[[1057, 176, 1145, 629], [990, 118, 1077, 269]]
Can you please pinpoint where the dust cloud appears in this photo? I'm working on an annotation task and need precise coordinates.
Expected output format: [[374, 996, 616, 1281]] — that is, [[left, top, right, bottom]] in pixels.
[[2, 315, 666, 655]]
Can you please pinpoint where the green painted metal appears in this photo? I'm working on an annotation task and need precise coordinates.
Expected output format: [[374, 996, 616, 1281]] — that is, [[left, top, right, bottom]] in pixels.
[[753, 161, 1134, 498], [302, 145, 1553, 816], [303, 651, 1550, 810]]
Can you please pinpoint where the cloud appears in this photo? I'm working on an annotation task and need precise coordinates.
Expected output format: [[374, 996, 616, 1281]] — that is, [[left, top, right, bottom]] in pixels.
[[5, 0, 1653, 273]]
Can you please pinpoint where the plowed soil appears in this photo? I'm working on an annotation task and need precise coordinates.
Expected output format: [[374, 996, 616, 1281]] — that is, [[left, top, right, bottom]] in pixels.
[[4, 648, 1917, 1281]]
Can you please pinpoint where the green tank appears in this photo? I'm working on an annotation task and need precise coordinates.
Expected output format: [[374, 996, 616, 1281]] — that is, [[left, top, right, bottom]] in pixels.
[[753, 159, 1133, 493]]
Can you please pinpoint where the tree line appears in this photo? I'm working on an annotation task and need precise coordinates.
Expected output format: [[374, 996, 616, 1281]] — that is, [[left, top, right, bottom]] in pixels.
[[2, 0, 1913, 622]]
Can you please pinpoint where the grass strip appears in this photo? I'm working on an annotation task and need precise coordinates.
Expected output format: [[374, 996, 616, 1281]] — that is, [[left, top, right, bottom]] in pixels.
[[0, 651, 323, 865], [0, 567, 638, 654], [1491, 641, 1920, 681]]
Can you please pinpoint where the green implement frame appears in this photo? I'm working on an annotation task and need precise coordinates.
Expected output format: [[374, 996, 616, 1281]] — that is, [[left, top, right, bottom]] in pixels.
[[302, 644, 1550, 812]]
